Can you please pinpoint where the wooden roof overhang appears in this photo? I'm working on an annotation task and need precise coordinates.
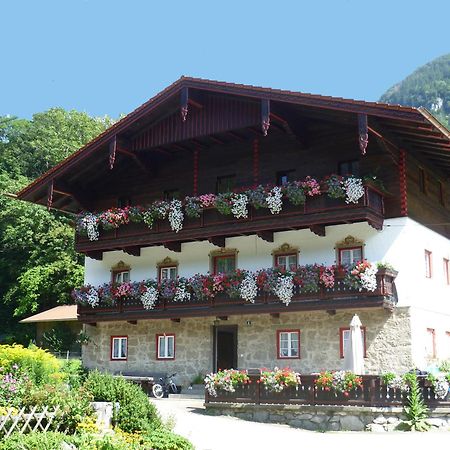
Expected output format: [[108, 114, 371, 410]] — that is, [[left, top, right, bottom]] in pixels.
[[16, 77, 450, 213]]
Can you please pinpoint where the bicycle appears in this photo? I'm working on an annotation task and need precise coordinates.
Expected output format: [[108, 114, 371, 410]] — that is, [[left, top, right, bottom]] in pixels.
[[152, 372, 179, 399]]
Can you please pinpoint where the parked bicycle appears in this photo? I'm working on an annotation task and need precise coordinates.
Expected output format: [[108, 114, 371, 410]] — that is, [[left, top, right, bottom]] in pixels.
[[152, 372, 179, 399]]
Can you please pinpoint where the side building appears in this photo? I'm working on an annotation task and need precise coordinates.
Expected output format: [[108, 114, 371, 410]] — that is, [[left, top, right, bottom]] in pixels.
[[17, 78, 450, 386]]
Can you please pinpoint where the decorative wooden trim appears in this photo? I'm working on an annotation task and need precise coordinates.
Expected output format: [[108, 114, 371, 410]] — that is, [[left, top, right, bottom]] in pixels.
[[261, 99, 270, 136], [180, 87, 189, 122], [276, 329, 301, 359], [123, 246, 141, 257], [399, 149, 408, 216], [335, 236, 364, 250], [253, 138, 259, 186], [156, 333, 176, 360], [86, 251, 103, 261], [164, 242, 182, 252], [208, 236, 226, 248], [109, 136, 117, 170], [257, 230, 274, 243], [358, 113, 368, 155], [271, 243, 299, 266], [111, 261, 131, 272], [110, 335, 128, 361], [310, 225, 325, 237], [339, 327, 367, 358], [47, 180, 54, 211]]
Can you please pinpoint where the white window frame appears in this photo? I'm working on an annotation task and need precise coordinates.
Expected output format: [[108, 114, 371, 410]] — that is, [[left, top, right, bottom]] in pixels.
[[159, 266, 178, 281], [157, 334, 175, 360], [277, 330, 300, 359], [339, 247, 363, 266], [114, 270, 130, 283], [275, 254, 298, 271], [111, 336, 127, 360]]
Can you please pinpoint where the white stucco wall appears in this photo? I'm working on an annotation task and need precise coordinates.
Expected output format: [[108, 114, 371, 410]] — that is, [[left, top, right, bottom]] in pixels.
[[84, 217, 449, 310]]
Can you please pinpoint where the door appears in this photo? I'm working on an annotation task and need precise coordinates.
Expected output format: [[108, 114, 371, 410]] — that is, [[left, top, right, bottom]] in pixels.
[[213, 325, 238, 371]]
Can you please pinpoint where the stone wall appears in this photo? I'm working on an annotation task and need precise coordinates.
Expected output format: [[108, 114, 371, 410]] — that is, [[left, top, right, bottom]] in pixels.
[[82, 307, 413, 386], [205, 403, 450, 432]]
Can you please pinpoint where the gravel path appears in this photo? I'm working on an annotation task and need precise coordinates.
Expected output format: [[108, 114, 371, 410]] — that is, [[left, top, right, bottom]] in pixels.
[[152, 398, 448, 450]]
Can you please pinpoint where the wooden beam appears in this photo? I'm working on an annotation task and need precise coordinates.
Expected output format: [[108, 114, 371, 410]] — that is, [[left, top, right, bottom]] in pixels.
[[86, 251, 103, 261], [310, 225, 326, 237], [123, 246, 141, 257], [164, 242, 182, 252], [208, 236, 226, 248], [209, 135, 227, 145], [257, 231, 274, 242]]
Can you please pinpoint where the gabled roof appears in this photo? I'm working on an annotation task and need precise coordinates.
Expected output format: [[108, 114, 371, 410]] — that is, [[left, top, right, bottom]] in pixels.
[[20, 305, 78, 323], [16, 76, 450, 211]]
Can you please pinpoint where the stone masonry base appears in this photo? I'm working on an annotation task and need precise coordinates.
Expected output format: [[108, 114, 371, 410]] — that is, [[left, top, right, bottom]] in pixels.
[[205, 403, 450, 432]]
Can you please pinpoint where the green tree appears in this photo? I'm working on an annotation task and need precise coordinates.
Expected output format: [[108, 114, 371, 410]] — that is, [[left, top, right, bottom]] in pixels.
[[0, 109, 114, 343]]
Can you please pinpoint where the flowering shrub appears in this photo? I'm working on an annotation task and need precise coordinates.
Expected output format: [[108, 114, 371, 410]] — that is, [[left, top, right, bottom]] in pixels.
[[344, 177, 365, 204], [260, 367, 301, 392], [315, 370, 363, 396], [74, 262, 386, 308], [76, 175, 370, 241], [426, 374, 450, 399], [0, 365, 30, 407], [346, 260, 377, 292], [204, 369, 250, 397], [381, 372, 411, 392]]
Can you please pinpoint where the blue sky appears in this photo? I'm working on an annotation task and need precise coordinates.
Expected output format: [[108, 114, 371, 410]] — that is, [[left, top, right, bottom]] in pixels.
[[2, 0, 450, 119]]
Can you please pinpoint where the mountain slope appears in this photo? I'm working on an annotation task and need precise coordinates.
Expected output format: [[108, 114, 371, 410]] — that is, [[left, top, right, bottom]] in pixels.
[[380, 54, 450, 127]]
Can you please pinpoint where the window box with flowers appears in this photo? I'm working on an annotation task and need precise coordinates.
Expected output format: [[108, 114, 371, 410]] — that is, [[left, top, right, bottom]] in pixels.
[[314, 370, 363, 398], [204, 369, 250, 397]]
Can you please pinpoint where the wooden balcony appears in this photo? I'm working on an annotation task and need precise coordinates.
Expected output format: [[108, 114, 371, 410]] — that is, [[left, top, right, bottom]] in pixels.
[[76, 186, 385, 256], [77, 270, 397, 323]]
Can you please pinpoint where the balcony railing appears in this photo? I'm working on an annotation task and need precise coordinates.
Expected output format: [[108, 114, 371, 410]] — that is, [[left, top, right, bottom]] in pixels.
[[205, 374, 450, 408], [75, 185, 385, 255], [77, 269, 397, 322]]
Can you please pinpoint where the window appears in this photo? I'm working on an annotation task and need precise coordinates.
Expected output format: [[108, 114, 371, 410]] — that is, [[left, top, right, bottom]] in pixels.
[[276, 170, 295, 186], [338, 247, 363, 266], [275, 253, 298, 271], [425, 250, 432, 278], [419, 168, 427, 194], [111, 336, 127, 360], [163, 189, 180, 201], [339, 327, 367, 358], [159, 266, 178, 281], [426, 328, 436, 359], [213, 254, 236, 275], [277, 330, 300, 359], [216, 175, 235, 194], [157, 334, 175, 360], [444, 258, 449, 285], [113, 270, 130, 283], [338, 160, 359, 176]]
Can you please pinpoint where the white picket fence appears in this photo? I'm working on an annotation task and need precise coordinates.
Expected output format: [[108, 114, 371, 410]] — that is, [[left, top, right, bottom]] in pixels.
[[0, 406, 63, 438]]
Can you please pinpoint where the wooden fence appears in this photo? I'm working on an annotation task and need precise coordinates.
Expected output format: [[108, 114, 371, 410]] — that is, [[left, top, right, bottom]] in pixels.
[[205, 374, 450, 408], [0, 406, 63, 438]]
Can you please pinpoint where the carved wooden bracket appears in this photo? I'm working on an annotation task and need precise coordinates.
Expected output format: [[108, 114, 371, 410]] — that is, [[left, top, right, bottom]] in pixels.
[[208, 236, 226, 248], [261, 99, 270, 136], [257, 231, 274, 242], [181, 87, 189, 122], [164, 242, 182, 252], [123, 246, 141, 257], [358, 113, 368, 155], [310, 225, 326, 237], [109, 135, 117, 169], [86, 251, 103, 261]]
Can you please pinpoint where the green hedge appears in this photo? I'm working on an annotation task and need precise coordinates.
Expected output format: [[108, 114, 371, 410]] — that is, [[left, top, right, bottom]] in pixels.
[[83, 370, 161, 433]]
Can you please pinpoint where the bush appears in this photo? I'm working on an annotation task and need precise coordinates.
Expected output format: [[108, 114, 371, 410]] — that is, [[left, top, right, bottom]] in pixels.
[[0, 344, 62, 386], [60, 358, 87, 389], [23, 383, 94, 433], [0, 431, 78, 450], [144, 427, 194, 450], [84, 370, 161, 433], [42, 323, 77, 353]]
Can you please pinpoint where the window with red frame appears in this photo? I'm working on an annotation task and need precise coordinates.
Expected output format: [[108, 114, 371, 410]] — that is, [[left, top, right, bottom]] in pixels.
[[213, 254, 236, 275], [275, 253, 298, 271], [111, 336, 127, 360], [444, 258, 449, 285], [338, 247, 363, 266], [277, 330, 300, 359], [425, 250, 432, 278], [157, 334, 175, 360], [339, 327, 367, 358], [426, 328, 436, 359]]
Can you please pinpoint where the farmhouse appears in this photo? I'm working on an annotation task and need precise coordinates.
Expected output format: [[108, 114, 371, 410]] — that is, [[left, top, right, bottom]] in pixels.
[[16, 77, 450, 386]]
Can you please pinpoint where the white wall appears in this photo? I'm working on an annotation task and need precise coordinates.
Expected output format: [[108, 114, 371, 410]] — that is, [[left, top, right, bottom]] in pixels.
[[84, 217, 450, 312]]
